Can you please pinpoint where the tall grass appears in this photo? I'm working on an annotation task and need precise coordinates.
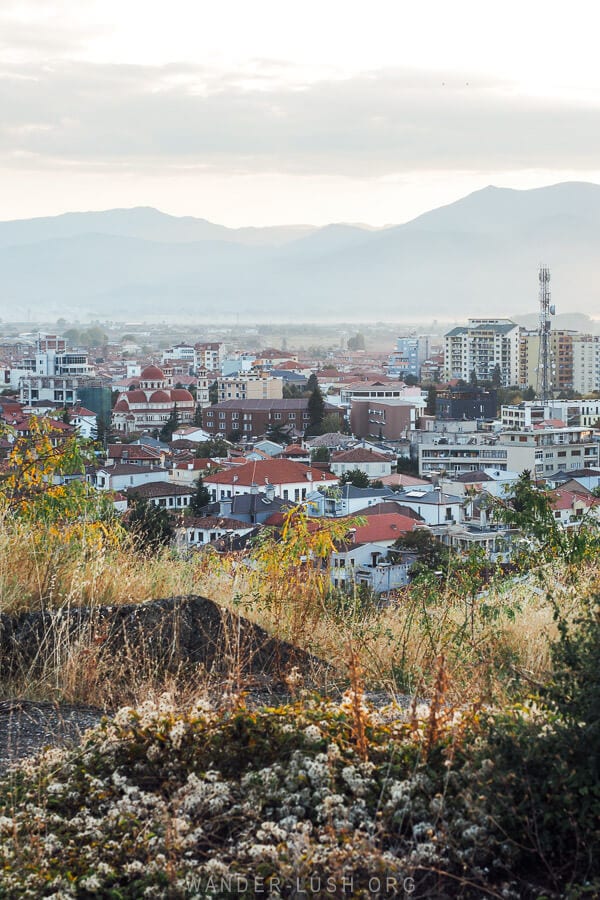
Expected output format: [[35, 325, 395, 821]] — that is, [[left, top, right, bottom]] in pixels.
[[0, 512, 584, 708]]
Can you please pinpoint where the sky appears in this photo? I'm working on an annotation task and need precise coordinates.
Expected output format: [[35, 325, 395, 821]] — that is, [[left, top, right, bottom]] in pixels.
[[2, 0, 600, 226]]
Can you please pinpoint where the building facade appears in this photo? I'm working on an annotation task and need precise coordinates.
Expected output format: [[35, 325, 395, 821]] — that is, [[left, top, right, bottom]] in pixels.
[[444, 319, 521, 386]]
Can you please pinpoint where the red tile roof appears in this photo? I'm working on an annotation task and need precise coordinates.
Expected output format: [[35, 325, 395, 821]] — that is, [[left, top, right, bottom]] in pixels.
[[349, 513, 417, 543], [204, 458, 338, 486]]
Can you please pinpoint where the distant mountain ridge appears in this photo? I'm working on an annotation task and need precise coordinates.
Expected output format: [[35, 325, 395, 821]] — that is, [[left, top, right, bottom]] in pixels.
[[2, 182, 600, 321]]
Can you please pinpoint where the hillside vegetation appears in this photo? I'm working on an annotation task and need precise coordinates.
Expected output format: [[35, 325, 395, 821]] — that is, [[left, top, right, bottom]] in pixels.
[[0, 422, 599, 896]]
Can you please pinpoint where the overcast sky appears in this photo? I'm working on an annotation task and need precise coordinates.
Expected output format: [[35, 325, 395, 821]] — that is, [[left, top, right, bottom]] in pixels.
[[2, 0, 600, 225]]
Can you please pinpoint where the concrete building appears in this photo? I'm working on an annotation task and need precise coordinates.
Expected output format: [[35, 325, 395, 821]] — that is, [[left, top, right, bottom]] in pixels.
[[444, 319, 521, 386], [350, 398, 419, 441], [436, 386, 497, 420], [202, 399, 343, 440], [518, 330, 576, 393], [194, 342, 224, 372], [204, 458, 338, 503], [217, 374, 283, 403]]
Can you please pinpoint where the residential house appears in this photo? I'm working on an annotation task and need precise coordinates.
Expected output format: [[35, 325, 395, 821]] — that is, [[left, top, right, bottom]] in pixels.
[[175, 516, 256, 551], [127, 481, 194, 510], [330, 447, 395, 479], [94, 464, 170, 493], [204, 458, 338, 503]]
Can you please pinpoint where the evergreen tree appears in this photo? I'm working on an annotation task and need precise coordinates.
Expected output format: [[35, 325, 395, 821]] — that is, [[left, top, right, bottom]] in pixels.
[[306, 373, 319, 394], [491, 364, 502, 388], [193, 406, 203, 427], [159, 405, 179, 443], [469, 369, 479, 387], [189, 475, 210, 515], [305, 384, 325, 436], [126, 498, 174, 551]]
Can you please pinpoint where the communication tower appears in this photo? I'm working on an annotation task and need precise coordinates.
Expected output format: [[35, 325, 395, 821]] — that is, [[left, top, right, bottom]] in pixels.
[[536, 265, 555, 403]]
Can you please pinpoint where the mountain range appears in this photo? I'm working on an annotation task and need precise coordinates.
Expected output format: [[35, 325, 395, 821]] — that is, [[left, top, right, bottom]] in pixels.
[[3, 182, 600, 323]]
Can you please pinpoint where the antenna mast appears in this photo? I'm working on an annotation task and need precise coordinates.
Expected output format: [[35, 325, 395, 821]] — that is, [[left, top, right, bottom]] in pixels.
[[536, 265, 554, 403]]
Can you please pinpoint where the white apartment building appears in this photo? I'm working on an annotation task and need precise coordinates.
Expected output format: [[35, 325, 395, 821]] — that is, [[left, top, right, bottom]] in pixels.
[[444, 319, 521, 386], [418, 426, 599, 478], [194, 342, 225, 372], [572, 335, 600, 394], [502, 400, 600, 430]]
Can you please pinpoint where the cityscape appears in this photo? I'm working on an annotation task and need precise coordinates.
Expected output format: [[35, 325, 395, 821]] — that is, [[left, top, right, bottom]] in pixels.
[[1, 1, 599, 896]]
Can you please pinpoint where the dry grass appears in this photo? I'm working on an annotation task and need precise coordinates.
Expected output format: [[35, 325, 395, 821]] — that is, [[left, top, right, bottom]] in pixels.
[[0, 514, 589, 707]]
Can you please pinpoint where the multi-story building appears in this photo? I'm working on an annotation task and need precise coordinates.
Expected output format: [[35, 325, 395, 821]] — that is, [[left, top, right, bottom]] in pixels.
[[202, 399, 343, 440], [194, 342, 224, 372], [501, 400, 600, 429], [161, 344, 196, 371], [350, 398, 418, 441], [518, 330, 576, 393], [386, 337, 420, 379], [444, 319, 521, 386], [216, 374, 283, 403], [418, 425, 599, 478], [572, 334, 600, 394], [435, 386, 497, 420], [111, 365, 195, 435]]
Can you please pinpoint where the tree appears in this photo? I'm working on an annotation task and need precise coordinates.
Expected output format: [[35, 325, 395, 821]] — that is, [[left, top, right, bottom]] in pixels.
[[425, 384, 437, 417], [195, 438, 229, 458], [208, 381, 218, 404], [305, 384, 326, 437], [469, 369, 478, 387], [189, 475, 210, 515], [266, 422, 292, 445], [403, 374, 419, 386], [339, 468, 370, 488], [311, 446, 330, 463], [347, 332, 365, 351], [283, 383, 306, 399], [523, 385, 536, 401], [306, 373, 319, 394], [159, 406, 179, 443], [193, 406, 203, 427], [491, 364, 502, 388], [126, 498, 174, 551], [390, 529, 451, 575], [321, 412, 343, 434]]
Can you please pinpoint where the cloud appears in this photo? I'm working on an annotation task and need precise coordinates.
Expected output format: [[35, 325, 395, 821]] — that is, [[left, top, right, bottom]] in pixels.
[[0, 59, 599, 178]]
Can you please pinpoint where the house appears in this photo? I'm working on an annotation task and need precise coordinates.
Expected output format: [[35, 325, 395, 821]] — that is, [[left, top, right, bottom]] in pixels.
[[107, 444, 166, 467], [330, 447, 395, 479], [68, 406, 97, 439], [547, 488, 600, 527], [170, 459, 220, 485], [306, 484, 398, 518], [393, 488, 463, 526], [172, 426, 212, 443], [439, 468, 520, 499], [94, 464, 170, 492], [330, 541, 418, 594], [127, 481, 194, 510], [214, 489, 293, 525], [204, 458, 338, 503], [175, 516, 256, 550]]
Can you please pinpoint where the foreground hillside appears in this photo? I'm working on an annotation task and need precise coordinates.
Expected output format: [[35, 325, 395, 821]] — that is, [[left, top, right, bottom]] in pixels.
[[1, 613, 599, 900]]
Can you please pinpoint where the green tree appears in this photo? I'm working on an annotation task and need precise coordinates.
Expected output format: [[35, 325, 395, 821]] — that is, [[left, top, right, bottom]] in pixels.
[[491, 363, 502, 388], [305, 384, 326, 436], [347, 332, 365, 351], [311, 446, 330, 463], [159, 406, 179, 443], [208, 381, 218, 404], [266, 422, 293, 445], [195, 438, 229, 458], [126, 498, 174, 551], [339, 468, 370, 488], [390, 528, 451, 575], [193, 406, 203, 427], [306, 373, 319, 394], [469, 368, 478, 387], [403, 374, 419, 386], [189, 475, 211, 516], [425, 384, 437, 416]]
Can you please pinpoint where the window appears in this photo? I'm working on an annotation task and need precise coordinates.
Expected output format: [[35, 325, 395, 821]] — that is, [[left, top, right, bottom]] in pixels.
[[274, 413, 281, 420]]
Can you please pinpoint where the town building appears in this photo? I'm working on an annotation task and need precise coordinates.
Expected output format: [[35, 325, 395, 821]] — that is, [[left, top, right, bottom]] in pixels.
[[444, 319, 521, 386], [435, 386, 497, 421], [216, 374, 283, 403], [202, 399, 343, 440], [330, 447, 395, 479], [111, 365, 195, 435], [350, 398, 419, 441], [204, 458, 338, 503]]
